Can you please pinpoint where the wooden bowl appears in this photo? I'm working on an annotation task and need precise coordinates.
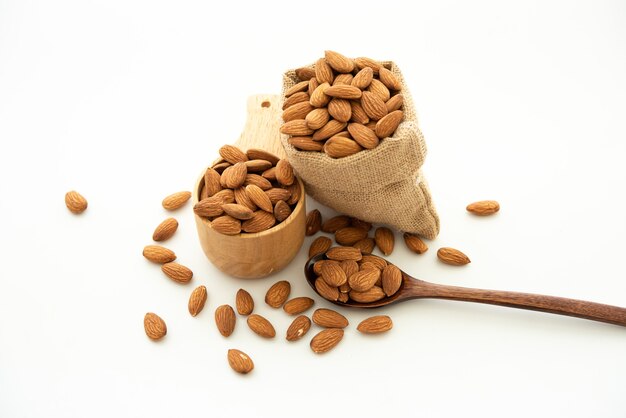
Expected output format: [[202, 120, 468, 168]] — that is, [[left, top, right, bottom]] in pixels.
[[192, 94, 307, 279]]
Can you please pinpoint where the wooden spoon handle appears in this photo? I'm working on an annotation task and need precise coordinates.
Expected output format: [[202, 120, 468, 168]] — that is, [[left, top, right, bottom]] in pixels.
[[406, 279, 626, 326], [234, 95, 285, 158]]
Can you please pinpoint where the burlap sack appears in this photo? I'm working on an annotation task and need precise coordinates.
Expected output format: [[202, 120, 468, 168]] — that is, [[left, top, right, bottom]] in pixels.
[[280, 61, 440, 239]]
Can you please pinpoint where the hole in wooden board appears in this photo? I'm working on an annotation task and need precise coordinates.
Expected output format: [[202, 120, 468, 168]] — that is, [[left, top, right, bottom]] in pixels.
[[261, 101, 270, 108]]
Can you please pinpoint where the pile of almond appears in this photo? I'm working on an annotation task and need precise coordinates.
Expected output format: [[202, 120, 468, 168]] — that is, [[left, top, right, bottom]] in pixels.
[[281, 51, 404, 158], [193, 145, 300, 235]]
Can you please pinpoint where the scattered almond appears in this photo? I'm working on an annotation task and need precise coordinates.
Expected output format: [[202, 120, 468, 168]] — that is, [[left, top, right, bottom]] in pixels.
[[322, 215, 351, 233], [466, 200, 500, 216], [403, 233, 428, 254], [215, 305, 236, 337], [227, 349, 254, 374], [312, 309, 349, 328], [335, 227, 368, 246], [247, 314, 276, 338], [437, 247, 471, 266], [152, 218, 178, 241], [374, 227, 395, 255], [286, 315, 311, 341], [188, 285, 208, 316], [306, 209, 322, 236], [309, 236, 333, 258], [143, 245, 176, 264], [283, 297, 314, 315], [236, 289, 254, 315], [144, 312, 167, 340], [357, 315, 393, 334], [161, 262, 193, 284], [64, 191, 88, 214], [162, 191, 191, 210], [310, 328, 344, 354], [265, 280, 291, 308]]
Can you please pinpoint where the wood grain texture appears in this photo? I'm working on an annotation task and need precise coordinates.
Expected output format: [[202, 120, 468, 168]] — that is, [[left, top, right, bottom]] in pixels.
[[304, 254, 626, 327], [193, 95, 305, 278]]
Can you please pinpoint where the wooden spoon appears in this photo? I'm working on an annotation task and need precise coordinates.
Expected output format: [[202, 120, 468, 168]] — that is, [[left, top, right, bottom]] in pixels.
[[304, 254, 626, 327]]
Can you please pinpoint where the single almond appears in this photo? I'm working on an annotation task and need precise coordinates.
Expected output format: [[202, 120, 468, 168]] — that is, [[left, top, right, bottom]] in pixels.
[[308, 77, 319, 96], [349, 286, 385, 303], [333, 73, 354, 85], [305, 108, 330, 130], [188, 285, 208, 317], [227, 349, 253, 374], [241, 210, 275, 233], [221, 203, 253, 220], [382, 264, 402, 296], [295, 67, 316, 81], [274, 200, 292, 222], [325, 85, 362, 100], [403, 233, 428, 254], [335, 226, 368, 246], [321, 260, 348, 287], [247, 314, 276, 338], [353, 237, 375, 254], [244, 159, 273, 173], [275, 159, 295, 186], [357, 315, 393, 334], [194, 196, 224, 218], [315, 58, 334, 84], [286, 183, 301, 205], [312, 120, 347, 141], [289, 136, 324, 151], [203, 168, 222, 197], [220, 162, 247, 189], [265, 187, 291, 204], [265, 280, 291, 308], [312, 309, 349, 328], [282, 100, 314, 122], [246, 148, 280, 165], [378, 67, 402, 91], [326, 246, 362, 261], [310, 328, 344, 354], [347, 123, 379, 149], [152, 218, 178, 242], [65, 190, 88, 214], [324, 136, 362, 158], [309, 236, 332, 257], [351, 67, 374, 89], [283, 91, 309, 110], [281, 119, 315, 136], [360, 261, 382, 272], [245, 184, 273, 212], [360, 254, 388, 270], [386, 94, 404, 112], [162, 191, 191, 210], [161, 262, 193, 283], [354, 56, 381, 74], [211, 215, 242, 235], [348, 268, 381, 292], [219, 144, 248, 164], [350, 100, 370, 124], [283, 297, 314, 315], [236, 289, 254, 315], [367, 78, 391, 102], [338, 292, 349, 303], [215, 305, 236, 337], [437, 247, 471, 266], [313, 260, 327, 275], [244, 173, 272, 190], [361, 91, 388, 121], [286, 315, 311, 341], [309, 82, 331, 108], [328, 98, 352, 122], [261, 167, 277, 181], [144, 313, 166, 340], [285, 80, 310, 97], [234, 187, 257, 211], [212, 189, 235, 204], [340, 260, 359, 278], [324, 50, 354, 73], [315, 278, 339, 301], [374, 227, 395, 255], [375, 110, 403, 139], [306, 209, 322, 236], [466, 200, 500, 216], [321, 215, 350, 233], [143, 245, 176, 264]]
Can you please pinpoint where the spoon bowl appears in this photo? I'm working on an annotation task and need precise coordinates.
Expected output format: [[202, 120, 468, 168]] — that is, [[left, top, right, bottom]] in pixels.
[[304, 253, 626, 327]]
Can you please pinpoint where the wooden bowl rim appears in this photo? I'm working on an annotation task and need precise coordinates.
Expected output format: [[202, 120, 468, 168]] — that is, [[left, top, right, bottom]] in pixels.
[[193, 168, 306, 239]]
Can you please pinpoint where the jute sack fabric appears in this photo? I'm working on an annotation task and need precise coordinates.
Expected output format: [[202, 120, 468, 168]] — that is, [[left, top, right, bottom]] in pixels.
[[280, 61, 440, 239]]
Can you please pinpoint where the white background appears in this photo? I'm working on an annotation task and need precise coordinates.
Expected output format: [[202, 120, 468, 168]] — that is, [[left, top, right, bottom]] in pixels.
[[1, 0, 625, 417]]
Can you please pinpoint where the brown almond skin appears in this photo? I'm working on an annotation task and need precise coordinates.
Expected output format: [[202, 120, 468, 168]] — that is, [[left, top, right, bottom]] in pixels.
[[247, 314, 276, 338], [144, 313, 167, 340], [403, 233, 428, 254], [265, 280, 291, 308], [321, 215, 350, 233], [275, 159, 295, 186], [65, 191, 88, 214], [227, 349, 254, 374], [321, 260, 348, 287], [353, 237, 375, 254], [246, 148, 280, 165], [312, 309, 349, 328], [153, 218, 179, 241], [236, 289, 254, 315], [215, 305, 236, 337], [374, 227, 395, 255], [143, 245, 176, 264], [466, 200, 500, 216], [315, 278, 339, 302], [348, 268, 381, 292], [310, 328, 344, 354], [357, 315, 393, 334], [161, 262, 193, 284], [162, 191, 191, 210], [306, 209, 322, 236], [274, 200, 292, 222], [283, 297, 315, 315], [326, 246, 362, 262], [309, 236, 333, 258], [382, 264, 402, 297], [286, 315, 311, 341], [349, 286, 386, 303], [219, 144, 248, 164], [437, 247, 471, 266], [188, 285, 208, 317], [335, 227, 368, 246]]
